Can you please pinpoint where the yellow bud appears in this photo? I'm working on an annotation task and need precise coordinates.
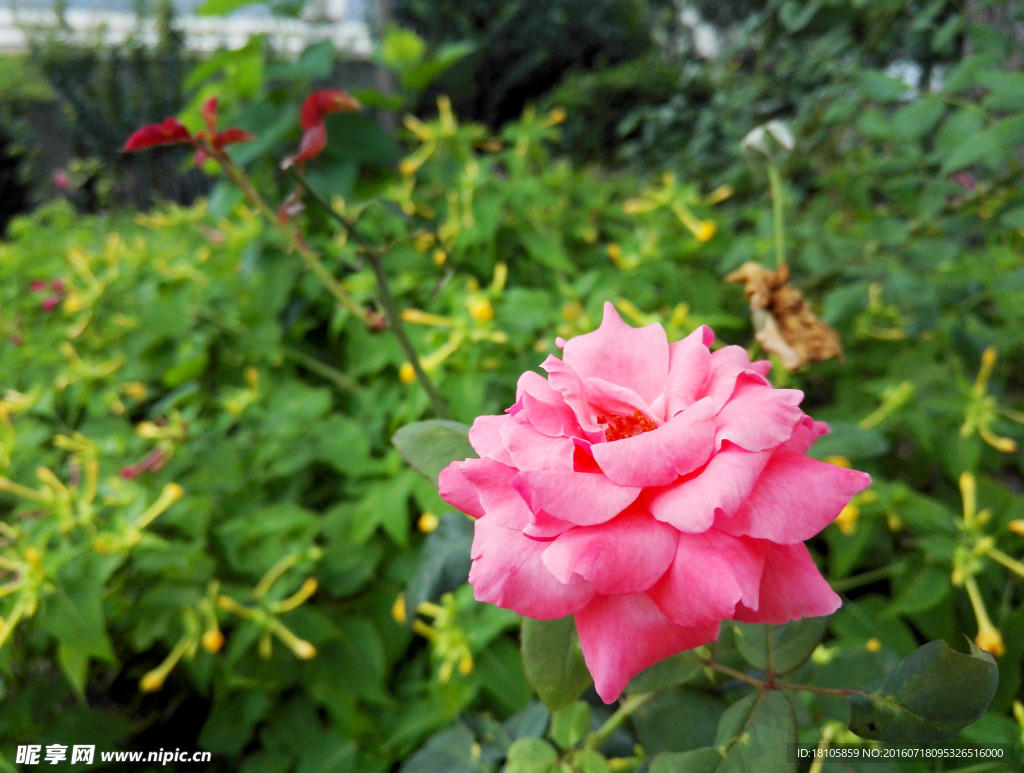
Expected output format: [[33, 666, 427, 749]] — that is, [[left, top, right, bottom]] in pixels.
[[414, 232, 434, 252], [291, 639, 317, 659], [63, 292, 83, 313], [399, 158, 419, 177], [865, 638, 882, 653], [694, 220, 717, 242], [1008, 520, 1024, 536], [546, 107, 567, 126], [391, 594, 407, 624], [201, 630, 224, 653], [164, 482, 185, 503], [975, 626, 1005, 657], [123, 381, 148, 400], [823, 456, 852, 468], [243, 367, 259, 391], [399, 362, 416, 384], [707, 184, 734, 205], [24, 546, 42, 567], [607, 244, 622, 262], [459, 653, 474, 675], [468, 298, 494, 323], [139, 670, 165, 693], [834, 504, 860, 536], [135, 421, 163, 439], [432, 248, 447, 266], [418, 512, 440, 533]]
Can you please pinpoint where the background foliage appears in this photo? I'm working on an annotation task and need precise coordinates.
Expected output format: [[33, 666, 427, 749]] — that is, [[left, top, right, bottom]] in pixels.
[[1, 0, 1024, 770]]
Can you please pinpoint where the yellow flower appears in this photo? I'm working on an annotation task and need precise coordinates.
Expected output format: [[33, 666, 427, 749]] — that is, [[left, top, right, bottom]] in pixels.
[[418, 512, 440, 533], [467, 298, 494, 323], [834, 504, 860, 535], [865, 638, 882, 652], [694, 220, 717, 242], [975, 626, 1005, 657], [399, 362, 416, 384]]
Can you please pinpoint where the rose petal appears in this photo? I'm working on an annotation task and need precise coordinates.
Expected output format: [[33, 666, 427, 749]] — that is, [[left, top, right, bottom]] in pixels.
[[468, 414, 514, 464], [647, 444, 771, 532], [733, 541, 840, 624], [648, 530, 765, 627], [541, 511, 677, 594], [715, 374, 805, 452], [514, 470, 641, 527], [654, 325, 713, 419], [470, 518, 594, 619], [541, 356, 603, 434], [575, 593, 720, 703], [591, 398, 715, 486], [504, 418, 577, 471], [438, 461, 485, 518], [560, 302, 669, 406], [717, 453, 872, 543], [459, 458, 532, 529]]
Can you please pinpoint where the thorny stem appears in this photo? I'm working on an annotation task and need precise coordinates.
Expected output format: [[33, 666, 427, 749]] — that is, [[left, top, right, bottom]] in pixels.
[[766, 161, 787, 270], [286, 169, 454, 420], [212, 152, 370, 323]]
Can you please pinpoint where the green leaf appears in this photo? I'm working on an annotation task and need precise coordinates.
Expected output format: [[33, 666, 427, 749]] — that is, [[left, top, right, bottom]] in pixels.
[[891, 96, 946, 141], [392, 420, 474, 482], [713, 690, 797, 772], [405, 511, 473, 613], [402, 41, 479, 92], [57, 642, 90, 699], [196, 0, 261, 15], [627, 651, 702, 693], [857, 70, 909, 103], [505, 738, 558, 773], [550, 701, 590, 750], [779, 0, 821, 32], [521, 617, 592, 711], [377, 27, 426, 77], [981, 71, 1024, 111], [570, 748, 610, 773], [401, 723, 487, 773], [649, 748, 722, 773], [732, 617, 829, 675], [848, 640, 998, 744]]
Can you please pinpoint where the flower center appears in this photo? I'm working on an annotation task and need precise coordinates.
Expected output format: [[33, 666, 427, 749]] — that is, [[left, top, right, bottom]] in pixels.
[[599, 410, 656, 442]]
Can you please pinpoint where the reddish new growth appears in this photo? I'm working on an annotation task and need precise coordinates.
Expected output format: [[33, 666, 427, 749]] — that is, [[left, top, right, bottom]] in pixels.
[[281, 90, 361, 169], [122, 97, 255, 166]]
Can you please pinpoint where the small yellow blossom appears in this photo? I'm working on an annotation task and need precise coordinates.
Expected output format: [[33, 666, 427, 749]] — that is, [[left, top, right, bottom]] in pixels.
[[391, 594, 407, 624], [432, 248, 447, 266], [834, 504, 860, 535], [823, 456, 851, 468], [694, 220, 717, 242], [467, 298, 494, 323], [865, 638, 882, 652], [975, 626, 1005, 657], [418, 512, 440, 533], [1008, 520, 1024, 537], [122, 382, 148, 401], [201, 630, 224, 653], [399, 362, 416, 384], [607, 243, 622, 263]]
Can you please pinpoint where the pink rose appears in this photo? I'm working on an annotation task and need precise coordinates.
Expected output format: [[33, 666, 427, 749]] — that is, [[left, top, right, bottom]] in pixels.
[[439, 302, 871, 702]]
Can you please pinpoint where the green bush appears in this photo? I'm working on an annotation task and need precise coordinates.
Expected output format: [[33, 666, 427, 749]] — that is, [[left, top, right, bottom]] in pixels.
[[2, 10, 1024, 770]]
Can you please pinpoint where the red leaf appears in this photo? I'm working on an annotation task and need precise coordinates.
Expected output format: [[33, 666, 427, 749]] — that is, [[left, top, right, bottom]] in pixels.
[[282, 122, 327, 168], [201, 96, 219, 133], [299, 90, 361, 130], [122, 118, 193, 152], [214, 127, 256, 149]]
